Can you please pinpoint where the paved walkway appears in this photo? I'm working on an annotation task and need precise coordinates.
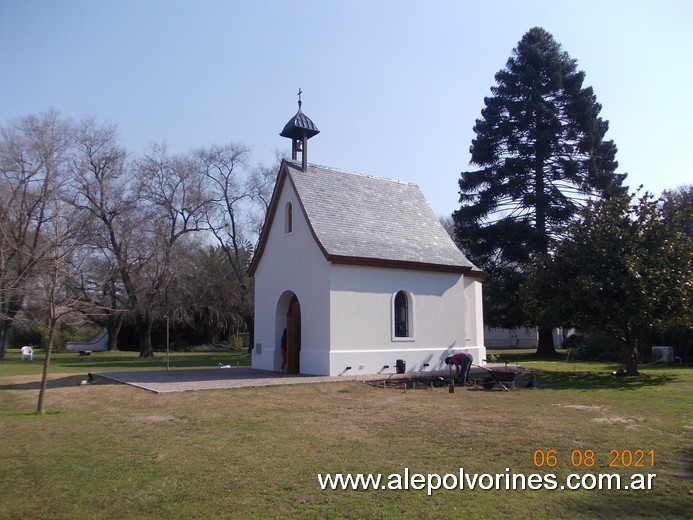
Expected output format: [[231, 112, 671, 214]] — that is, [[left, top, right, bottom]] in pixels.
[[96, 367, 384, 393], [96, 365, 515, 394]]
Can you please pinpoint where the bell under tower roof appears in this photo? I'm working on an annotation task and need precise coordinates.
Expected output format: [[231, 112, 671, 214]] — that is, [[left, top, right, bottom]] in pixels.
[[280, 89, 319, 171]]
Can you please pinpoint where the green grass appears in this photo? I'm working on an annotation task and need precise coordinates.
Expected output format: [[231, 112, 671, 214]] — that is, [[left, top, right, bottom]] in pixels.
[[0, 348, 250, 376], [1, 350, 691, 519]]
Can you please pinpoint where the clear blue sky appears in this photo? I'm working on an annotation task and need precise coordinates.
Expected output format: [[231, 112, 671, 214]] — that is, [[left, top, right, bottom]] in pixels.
[[1, 0, 691, 216]]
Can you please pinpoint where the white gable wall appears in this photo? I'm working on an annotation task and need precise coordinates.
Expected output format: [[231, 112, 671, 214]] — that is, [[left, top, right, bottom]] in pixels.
[[327, 264, 485, 376], [252, 179, 331, 374]]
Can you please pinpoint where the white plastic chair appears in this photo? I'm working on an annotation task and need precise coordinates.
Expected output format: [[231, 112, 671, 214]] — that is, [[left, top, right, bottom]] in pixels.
[[20, 346, 33, 361]]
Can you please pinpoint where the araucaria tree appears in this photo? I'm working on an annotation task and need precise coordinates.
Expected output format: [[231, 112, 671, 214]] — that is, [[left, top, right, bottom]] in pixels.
[[453, 27, 626, 354]]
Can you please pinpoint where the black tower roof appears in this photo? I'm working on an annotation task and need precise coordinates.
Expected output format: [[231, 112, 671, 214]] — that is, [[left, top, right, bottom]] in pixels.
[[279, 107, 320, 140]]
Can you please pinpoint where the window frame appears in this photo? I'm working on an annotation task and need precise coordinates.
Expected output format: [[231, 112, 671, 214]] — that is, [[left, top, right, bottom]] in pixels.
[[391, 289, 415, 341], [284, 201, 293, 235]]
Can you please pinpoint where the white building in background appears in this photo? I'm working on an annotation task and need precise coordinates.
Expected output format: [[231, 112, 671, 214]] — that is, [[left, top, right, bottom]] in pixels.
[[249, 101, 487, 376], [484, 327, 567, 349]]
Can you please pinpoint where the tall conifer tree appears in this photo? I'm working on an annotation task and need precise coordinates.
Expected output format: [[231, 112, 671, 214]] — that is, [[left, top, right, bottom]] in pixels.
[[453, 27, 626, 354]]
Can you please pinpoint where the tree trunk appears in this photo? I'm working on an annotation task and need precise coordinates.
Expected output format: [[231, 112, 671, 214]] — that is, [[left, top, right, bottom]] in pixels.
[[534, 157, 549, 255], [37, 325, 56, 414], [0, 302, 22, 360], [137, 314, 154, 357], [246, 314, 254, 353], [624, 337, 640, 376], [536, 326, 556, 356], [107, 331, 119, 352], [107, 313, 123, 351], [0, 319, 9, 360], [532, 154, 555, 359]]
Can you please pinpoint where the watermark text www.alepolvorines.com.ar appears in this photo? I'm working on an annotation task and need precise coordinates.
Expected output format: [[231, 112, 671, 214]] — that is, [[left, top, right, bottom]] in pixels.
[[317, 468, 656, 495]]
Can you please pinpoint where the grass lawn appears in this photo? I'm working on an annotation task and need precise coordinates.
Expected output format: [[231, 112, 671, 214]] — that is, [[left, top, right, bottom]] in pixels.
[[1, 348, 691, 519]]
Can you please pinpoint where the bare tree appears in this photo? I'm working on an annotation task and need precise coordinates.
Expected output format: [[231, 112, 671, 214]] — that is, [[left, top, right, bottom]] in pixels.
[[71, 134, 259, 356], [194, 144, 257, 339], [0, 111, 87, 411], [439, 215, 455, 241], [34, 163, 86, 413], [247, 150, 285, 238], [3, 111, 278, 361], [0, 111, 73, 359], [169, 244, 248, 342], [70, 118, 131, 350], [195, 145, 251, 276], [129, 145, 213, 356]]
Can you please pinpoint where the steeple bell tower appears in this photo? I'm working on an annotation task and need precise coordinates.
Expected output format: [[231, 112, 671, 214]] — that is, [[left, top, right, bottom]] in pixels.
[[280, 89, 319, 172]]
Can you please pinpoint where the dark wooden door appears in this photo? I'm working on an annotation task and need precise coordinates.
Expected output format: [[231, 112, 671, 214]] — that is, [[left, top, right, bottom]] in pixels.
[[286, 295, 301, 374]]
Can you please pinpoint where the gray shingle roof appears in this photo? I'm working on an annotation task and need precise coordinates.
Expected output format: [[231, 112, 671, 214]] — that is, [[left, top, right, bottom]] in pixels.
[[285, 160, 478, 272]]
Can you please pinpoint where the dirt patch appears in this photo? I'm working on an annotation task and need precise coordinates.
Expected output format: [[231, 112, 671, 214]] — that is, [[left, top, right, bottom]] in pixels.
[[136, 414, 180, 422], [592, 416, 632, 424], [365, 367, 529, 391], [365, 375, 509, 391], [366, 376, 453, 390], [557, 404, 638, 428], [557, 404, 606, 412]]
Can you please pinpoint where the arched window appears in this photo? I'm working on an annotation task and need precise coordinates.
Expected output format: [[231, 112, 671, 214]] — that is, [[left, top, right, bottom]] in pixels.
[[394, 290, 409, 338], [284, 202, 293, 234]]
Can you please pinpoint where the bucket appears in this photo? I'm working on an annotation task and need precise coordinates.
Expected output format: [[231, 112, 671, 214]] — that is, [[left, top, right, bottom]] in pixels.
[[396, 359, 406, 374]]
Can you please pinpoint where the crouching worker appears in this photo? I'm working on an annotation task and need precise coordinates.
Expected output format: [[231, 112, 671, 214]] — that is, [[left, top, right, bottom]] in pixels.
[[445, 352, 473, 385]]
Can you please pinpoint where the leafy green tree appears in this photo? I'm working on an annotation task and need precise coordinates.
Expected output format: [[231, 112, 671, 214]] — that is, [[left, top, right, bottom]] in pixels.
[[661, 185, 692, 238], [524, 191, 692, 375], [453, 27, 627, 354]]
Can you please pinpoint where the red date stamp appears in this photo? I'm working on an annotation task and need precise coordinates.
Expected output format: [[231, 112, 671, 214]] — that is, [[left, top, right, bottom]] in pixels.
[[533, 449, 655, 468]]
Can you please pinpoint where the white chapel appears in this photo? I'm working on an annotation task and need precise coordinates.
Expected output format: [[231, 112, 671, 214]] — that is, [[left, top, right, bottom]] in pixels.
[[249, 100, 486, 376]]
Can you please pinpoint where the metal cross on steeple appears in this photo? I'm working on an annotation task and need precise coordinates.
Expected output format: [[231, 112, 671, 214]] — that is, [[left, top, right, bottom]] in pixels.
[[297, 88, 302, 109]]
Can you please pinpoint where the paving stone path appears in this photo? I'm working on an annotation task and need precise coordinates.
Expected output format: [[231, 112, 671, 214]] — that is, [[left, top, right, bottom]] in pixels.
[[96, 367, 384, 393]]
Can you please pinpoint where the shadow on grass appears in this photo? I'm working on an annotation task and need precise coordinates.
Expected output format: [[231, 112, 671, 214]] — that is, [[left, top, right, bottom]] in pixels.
[[492, 350, 688, 391], [534, 369, 681, 390], [0, 374, 120, 391]]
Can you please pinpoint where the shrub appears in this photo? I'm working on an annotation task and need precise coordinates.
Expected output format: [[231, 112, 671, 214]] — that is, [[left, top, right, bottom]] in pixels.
[[562, 333, 586, 351], [573, 331, 623, 361], [8, 322, 42, 349]]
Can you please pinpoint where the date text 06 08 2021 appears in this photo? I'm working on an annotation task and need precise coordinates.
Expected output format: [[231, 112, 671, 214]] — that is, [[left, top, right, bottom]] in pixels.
[[533, 449, 655, 468]]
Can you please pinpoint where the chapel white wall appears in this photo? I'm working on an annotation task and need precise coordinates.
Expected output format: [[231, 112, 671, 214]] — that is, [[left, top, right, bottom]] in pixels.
[[327, 265, 486, 376], [252, 177, 331, 374]]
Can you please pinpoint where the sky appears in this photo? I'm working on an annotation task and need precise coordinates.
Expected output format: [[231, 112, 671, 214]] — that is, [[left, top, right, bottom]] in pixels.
[[1, 0, 691, 217]]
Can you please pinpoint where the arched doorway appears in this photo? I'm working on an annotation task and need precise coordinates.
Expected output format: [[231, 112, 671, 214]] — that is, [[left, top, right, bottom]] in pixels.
[[286, 295, 301, 374]]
